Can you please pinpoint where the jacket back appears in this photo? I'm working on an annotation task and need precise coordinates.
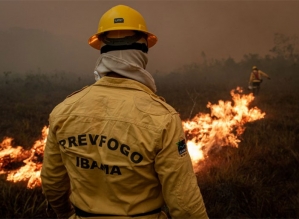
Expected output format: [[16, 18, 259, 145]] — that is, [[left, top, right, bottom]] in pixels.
[[41, 76, 208, 218]]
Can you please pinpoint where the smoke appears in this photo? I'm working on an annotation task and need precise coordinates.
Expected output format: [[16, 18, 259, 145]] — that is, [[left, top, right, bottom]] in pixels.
[[0, 1, 299, 75], [0, 27, 96, 75]]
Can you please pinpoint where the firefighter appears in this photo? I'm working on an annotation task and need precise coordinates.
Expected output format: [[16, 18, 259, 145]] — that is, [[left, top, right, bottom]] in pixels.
[[248, 65, 271, 95], [41, 4, 208, 219]]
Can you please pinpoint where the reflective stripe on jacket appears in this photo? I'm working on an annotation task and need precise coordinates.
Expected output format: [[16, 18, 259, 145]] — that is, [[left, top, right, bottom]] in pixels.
[[41, 76, 208, 219]]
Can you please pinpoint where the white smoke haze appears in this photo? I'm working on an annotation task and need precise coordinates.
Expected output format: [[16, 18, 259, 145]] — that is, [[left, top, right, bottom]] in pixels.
[[0, 1, 299, 75]]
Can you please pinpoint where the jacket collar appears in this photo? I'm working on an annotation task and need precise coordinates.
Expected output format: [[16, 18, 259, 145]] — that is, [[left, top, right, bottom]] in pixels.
[[94, 76, 156, 95]]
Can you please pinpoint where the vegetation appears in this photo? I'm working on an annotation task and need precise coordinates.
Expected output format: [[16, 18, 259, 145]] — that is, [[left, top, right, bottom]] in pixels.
[[0, 70, 93, 147], [0, 176, 46, 218], [0, 33, 298, 218]]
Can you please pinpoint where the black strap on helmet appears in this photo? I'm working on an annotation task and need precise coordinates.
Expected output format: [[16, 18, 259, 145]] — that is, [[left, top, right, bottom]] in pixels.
[[99, 31, 148, 54], [100, 43, 148, 54], [100, 31, 145, 46]]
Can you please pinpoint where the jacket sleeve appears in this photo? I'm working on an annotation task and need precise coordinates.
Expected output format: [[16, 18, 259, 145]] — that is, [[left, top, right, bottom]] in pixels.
[[41, 123, 75, 218], [259, 70, 270, 79], [155, 113, 209, 219]]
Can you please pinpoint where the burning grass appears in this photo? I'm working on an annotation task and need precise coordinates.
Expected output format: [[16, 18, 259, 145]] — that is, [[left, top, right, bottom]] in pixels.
[[0, 87, 265, 189], [183, 87, 265, 165], [0, 126, 47, 189]]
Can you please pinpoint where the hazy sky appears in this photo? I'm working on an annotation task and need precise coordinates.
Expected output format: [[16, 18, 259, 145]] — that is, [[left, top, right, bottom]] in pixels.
[[0, 0, 299, 75]]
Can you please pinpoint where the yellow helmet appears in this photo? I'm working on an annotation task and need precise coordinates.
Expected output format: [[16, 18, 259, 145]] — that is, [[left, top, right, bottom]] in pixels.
[[252, 66, 258, 70], [88, 5, 158, 50]]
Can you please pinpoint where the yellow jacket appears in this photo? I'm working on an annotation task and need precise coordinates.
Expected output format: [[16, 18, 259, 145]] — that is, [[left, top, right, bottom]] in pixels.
[[41, 77, 208, 219], [249, 70, 270, 83]]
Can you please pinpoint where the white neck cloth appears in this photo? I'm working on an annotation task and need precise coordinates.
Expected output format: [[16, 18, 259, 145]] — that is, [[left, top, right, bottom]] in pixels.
[[93, 50, 157, 93]]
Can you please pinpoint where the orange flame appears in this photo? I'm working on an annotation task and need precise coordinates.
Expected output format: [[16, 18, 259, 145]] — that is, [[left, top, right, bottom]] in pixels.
[[0, 87, 265, 188], [183, 87, 265, 165], [0, 126, 48, 189]]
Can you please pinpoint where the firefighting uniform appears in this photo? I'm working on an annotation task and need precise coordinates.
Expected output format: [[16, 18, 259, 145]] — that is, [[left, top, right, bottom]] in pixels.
[[249, 70, 270, 84], [41, 76, 208, 219]]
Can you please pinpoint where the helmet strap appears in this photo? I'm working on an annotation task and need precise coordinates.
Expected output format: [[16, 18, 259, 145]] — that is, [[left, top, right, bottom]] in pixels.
[[100, 31, 147, 46], [100, 43, 148, 54]]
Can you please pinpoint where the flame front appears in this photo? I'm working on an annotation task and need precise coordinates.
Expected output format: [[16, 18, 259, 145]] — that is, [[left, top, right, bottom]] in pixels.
[[183, 87, 265, 165], [0, 126, 48, 189], [0, 87, 265, 188]]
